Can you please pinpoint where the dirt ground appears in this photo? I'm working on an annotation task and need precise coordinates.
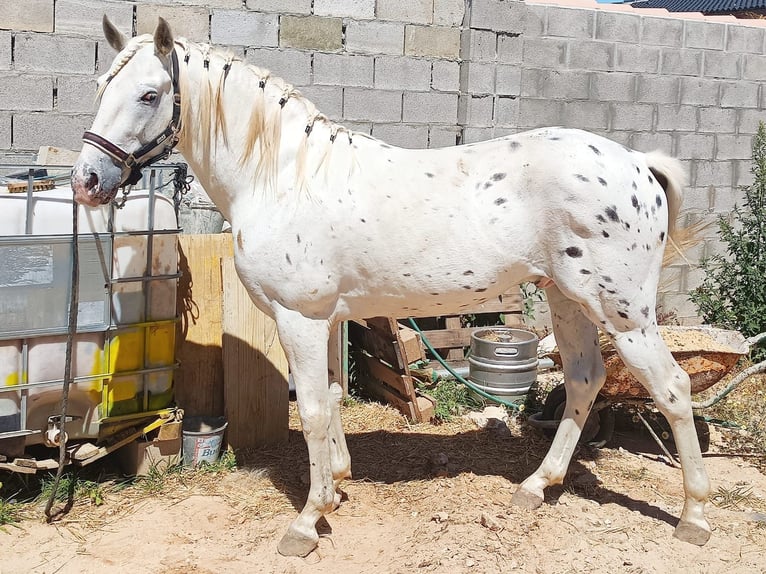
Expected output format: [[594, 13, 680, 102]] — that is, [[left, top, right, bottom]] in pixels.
[[3, 399, 766, 574]]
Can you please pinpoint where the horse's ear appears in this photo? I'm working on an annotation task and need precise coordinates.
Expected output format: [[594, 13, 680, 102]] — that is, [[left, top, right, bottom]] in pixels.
[[154, 17, 174, 57], [102, 15, 126, 52]]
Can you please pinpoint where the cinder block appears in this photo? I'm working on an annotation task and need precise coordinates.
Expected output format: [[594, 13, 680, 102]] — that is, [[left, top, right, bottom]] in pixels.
[[675, 134, 715, 160], [182, 0, 241, 7], [343, 88, 402, 122], [679, 77, 720, 107], [460, 62, 495, 95], [0, 75, 52, 111], [497, 34, 523, 65], [461, 29, 496, 63], [678, 186, 713, 216], [403, 91, 458, 124], [56, 0, 133, 37], [716, 134, 753, 160], [314, 53, 374, 88], [12, 112, 93, 150], [431, 60, 460, 92], [137, 5, 209, 43], [0, 31, 10, 71], [378, 0, 433, 24], [742, 54, 766, 81], [568, 40, 612, 71], [494, 96, 519, 127], [56, 76, 97, 113], [546, 6, 594, 39], [245, 49, 311, 86], [429, 125, 460, 147], [726, 25, 764, 54], [703, 51, 740, 79], [280, 16, 342, 52], [613, 45, 660, 74], [343, 121, 372, 134], [640, 16, 683, 47], [733, 159, 755, 188], [297, 85, 343, 120], [245, 0, 311, 14], [693, 160, 733, 187], [738, 109, 765, 134], [405, 25, 460, 59], [698, 107, 737, 134], [0, 112, 9, 148], [211, 11, 278, 47], [636, 75, 679, 104], [470, 0, 526, 34], [595, 12, 640, 44], [496, 65, 520, 96], [521, 37, 567, 68], [590, 72, 635, 102], [371, 123, 429, 148], [458, 94, 493, 127], [15, 34, 95, 74], [462, 127, 494, 143], [345, 21, 405, 55], [375, 56, 431, 91], [0, 0, 53, 32], [660, 49, 702, 76], [685, 21, 725, 50], [518, 99, 563, 129], [561, 101, 608, 131], [656, 105, 697, 132], [610, 103, 652, 131], [521, 69, 589, 100], [523, 4, 545, 36], [630, 132, 673, 154], [434, 0, 465, 27], [314, 0, 374, 19], [719, 81, 759, 109]]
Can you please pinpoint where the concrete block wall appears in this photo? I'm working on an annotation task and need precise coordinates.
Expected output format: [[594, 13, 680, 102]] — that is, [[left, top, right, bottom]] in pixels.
[[0, 0, 765, 321]]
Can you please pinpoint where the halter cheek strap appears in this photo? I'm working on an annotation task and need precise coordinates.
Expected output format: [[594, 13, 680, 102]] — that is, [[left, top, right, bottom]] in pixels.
[[82, 48, 182, 187]]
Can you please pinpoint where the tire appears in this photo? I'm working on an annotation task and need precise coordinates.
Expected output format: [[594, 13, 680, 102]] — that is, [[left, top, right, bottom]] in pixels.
[[540, 383, 615, 446]]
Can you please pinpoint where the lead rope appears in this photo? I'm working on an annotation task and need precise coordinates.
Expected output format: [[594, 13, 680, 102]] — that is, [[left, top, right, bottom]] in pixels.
[[44, 196, 79, 521]]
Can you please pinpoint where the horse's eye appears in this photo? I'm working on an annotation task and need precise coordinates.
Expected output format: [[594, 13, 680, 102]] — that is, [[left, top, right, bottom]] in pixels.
[[140, 92, 158, 104]]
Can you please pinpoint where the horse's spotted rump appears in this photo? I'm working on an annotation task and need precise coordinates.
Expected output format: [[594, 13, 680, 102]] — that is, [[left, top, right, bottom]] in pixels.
[[597, 177, 607, 187], [605, 206, 619, 222], [494, 197, 507, 206], [588, 144, 601, 155], [565, 246, 583, 258], [574, 174, 589, 182], [491, 172, 507, 181]]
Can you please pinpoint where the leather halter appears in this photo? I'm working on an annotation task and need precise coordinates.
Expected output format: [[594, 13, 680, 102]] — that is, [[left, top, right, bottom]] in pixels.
[[82, 48, 182, 187]]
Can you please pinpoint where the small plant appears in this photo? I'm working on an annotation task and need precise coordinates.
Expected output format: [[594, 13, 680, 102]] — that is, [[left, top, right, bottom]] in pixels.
[[520, 282, 545, 320], [38, 474, 106, 507], [416, 378, 483, 422], [0, 482, 23, 531], [690, 122, 766, 362]]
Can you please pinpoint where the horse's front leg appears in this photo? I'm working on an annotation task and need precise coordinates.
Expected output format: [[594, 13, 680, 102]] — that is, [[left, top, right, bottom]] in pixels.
[[273, 308, 336, 557]]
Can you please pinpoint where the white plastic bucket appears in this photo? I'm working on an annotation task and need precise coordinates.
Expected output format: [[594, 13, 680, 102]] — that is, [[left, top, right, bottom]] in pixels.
[[182, 416, 228, 466]]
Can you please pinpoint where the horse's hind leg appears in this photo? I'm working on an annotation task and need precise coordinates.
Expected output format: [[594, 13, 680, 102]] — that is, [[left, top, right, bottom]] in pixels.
[[513, 286, 607, 508], [328, 380, 351, 508], [609, 325, 711, 544]]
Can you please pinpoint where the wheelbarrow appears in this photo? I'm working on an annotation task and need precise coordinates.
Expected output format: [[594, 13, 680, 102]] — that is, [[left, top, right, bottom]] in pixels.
[[527, 326, 765, 454]]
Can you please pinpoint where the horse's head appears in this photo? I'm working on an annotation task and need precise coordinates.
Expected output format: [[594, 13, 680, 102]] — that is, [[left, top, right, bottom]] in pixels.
[[72, 16, 180, 207]]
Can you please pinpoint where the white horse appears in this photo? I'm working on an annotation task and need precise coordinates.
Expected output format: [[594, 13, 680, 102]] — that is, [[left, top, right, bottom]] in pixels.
[[72, 17, 712, 555]]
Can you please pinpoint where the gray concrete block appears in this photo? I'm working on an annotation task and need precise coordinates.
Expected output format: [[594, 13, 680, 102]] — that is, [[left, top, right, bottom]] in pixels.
[[12, 112, 93, 150], [15, 34, 95, 74], [56, 0, 133, 37], [245, 0, 311, 13], [523, 4, 545, 36], [610, 103, 653, 131], [431, 60, 460, 92], [458, 95, 493, 127], [546, 6, 594, 39], [716, 134, 754, 160], [568, 40, 612, 71], [378, 0, 433, 24], [697, 107, 736, 134], [0, 0, 53, 32], [496, 65, 521, 96], [685, 21, 725, 50], [180, 0, 241, 7], [561, 101, 608, 131], [314, 0, 375, 19], [372, 123, 429, 148], [658, 292, 699, 322], [343, 121, 372, 134], [429, 125, 460, 148], [595, 11, 640, 44], [636, 75, 679, 104], [678, 186, 713, 215], [212, 11, 279, 47], [314, 53, 374, 88], [280, 16, 342, 52], [703, 51, 740, 80], [521, 37, 567, 68], [461, 29, 497, 62], [0, 112, 9, 148], [630, 132, 673, 154], [57, 76, 97, 113], [733, 159, 755, 188], [405, 25, 460, 59], [470, 0, 526, 34], [640, 16, 683, 47], [679, 77, 719, 106], [0, 75, 52, 111], [497, 34, 523, 65], [518, 99, 564, 128], [434, 0, 465, 27], [0, 31, 10, 71], [693, 160, 733, 187], [726, 24, 764, 54], [403, 91, 458, 123], [675, 133, 715, 160], [613, 44, 660, 74], [375, 56, 431, 91], [297, 86, 343, 120], [660, 48, 702, 76], [462, 127, 494, 143], [656, 105, 697, 132], [591, 72, 635, 102], [742, 54, 766, 81], [719, 81, 759, 109], [738, 109, 766, 134], [245, 48, 312, 86], [137, 4, 210, 43], [346, 21, 405, 55], [521, 69, 589, 100], [495, 96, 518, 127], [344, 88, 402, 122], [460, 62, 495, 95]]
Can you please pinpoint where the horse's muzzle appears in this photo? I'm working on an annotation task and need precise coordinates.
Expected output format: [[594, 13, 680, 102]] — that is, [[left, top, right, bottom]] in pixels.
[[71, 159, 121, 206]]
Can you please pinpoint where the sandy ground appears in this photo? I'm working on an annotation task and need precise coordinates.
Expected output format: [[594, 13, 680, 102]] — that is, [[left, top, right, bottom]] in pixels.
[[3, 402, 766, 574]]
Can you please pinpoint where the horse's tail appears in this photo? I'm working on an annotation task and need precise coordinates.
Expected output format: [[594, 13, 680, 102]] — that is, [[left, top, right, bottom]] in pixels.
[[643, 150, 686, 240]]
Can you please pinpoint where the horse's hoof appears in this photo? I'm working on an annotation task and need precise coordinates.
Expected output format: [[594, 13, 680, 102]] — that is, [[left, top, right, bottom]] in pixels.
[[674, 519, 711, 546], [511, 487, 544, 510], [277, 529, 318, 557]]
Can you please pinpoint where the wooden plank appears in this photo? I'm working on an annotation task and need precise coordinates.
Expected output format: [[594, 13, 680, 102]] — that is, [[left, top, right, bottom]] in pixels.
[[222, 258, 289, 450], [175, 234, 232, 418], [397, 323, 425, 364], [348, 320, 403, 369], [359, 377, 417, 421], [328, 322, 348, 395], [443, 317, 464, 361], [363, 355, 417, 398]]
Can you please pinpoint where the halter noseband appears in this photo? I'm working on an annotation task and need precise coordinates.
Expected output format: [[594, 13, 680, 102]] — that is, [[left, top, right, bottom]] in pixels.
[[82, 48, 182, 187]]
